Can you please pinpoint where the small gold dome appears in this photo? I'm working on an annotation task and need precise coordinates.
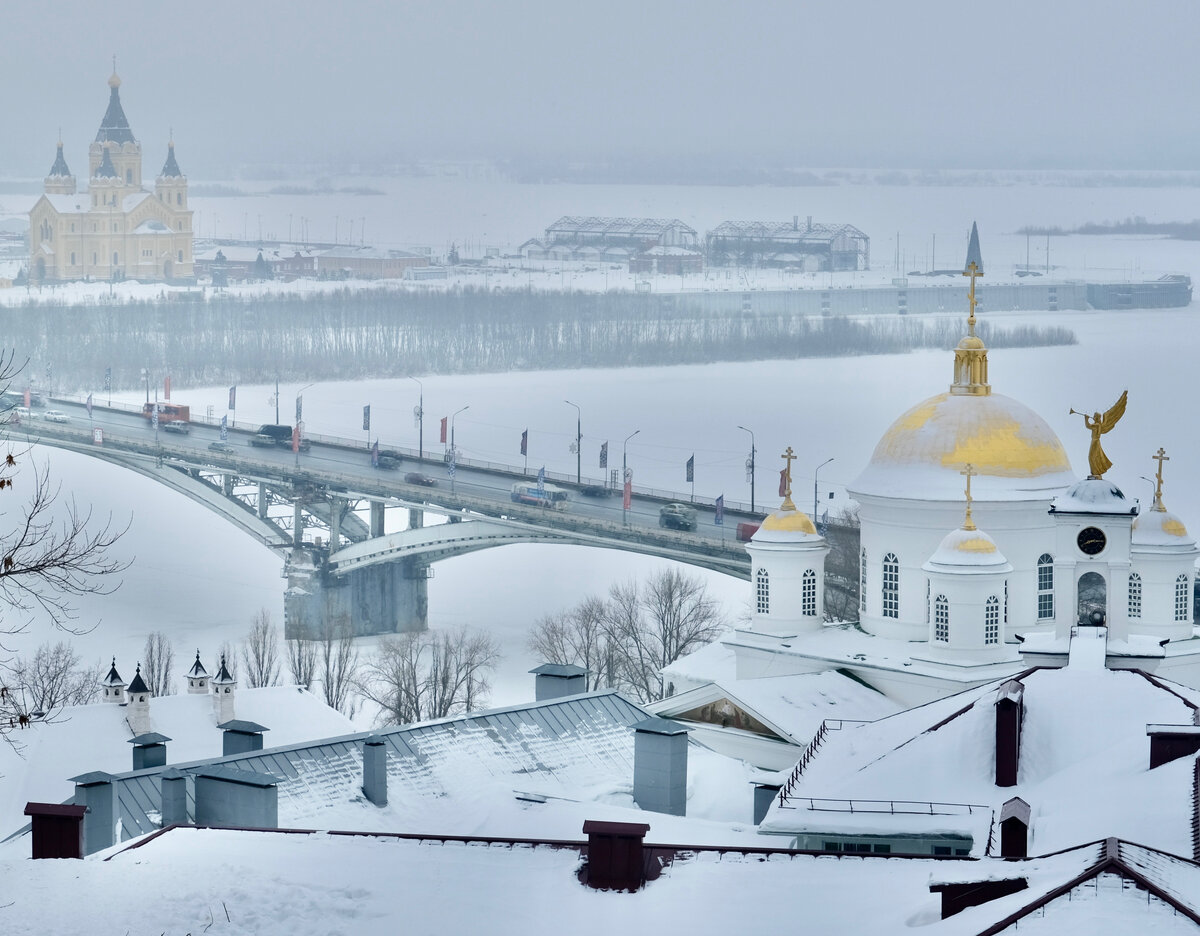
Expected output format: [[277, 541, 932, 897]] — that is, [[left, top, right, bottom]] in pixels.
[[760, 508, 817, 534], [954, 534, 998, 553], [957, 335, 985, 350], [108, 71, 121, 89]]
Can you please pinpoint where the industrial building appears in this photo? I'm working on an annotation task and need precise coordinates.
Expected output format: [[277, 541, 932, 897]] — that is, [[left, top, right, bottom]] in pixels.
[[706, 216, 869, 271]]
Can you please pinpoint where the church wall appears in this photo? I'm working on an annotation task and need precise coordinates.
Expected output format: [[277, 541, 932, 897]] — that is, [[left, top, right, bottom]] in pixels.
[[744, 540, 827, 635], [857, 494, 1059, 642], [1129, 553, 1196, 639], [922, 570, 1011, 658]]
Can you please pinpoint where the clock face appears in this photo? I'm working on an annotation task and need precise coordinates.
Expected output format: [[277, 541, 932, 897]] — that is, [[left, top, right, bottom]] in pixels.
[[1077, 526, 1107, 556]]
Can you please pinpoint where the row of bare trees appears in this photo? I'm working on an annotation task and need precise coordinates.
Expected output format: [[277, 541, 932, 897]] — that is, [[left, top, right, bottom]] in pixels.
[[527, 567, 725, 703]]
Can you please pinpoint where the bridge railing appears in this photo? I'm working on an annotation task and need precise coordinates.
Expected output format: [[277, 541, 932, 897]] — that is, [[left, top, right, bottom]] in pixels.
[[44, 395, 762, 516]]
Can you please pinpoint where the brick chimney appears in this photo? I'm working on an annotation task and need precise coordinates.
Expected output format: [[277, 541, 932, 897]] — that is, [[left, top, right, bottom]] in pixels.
[[995, 680, 1024, 787], [582, 820, 650, 891]]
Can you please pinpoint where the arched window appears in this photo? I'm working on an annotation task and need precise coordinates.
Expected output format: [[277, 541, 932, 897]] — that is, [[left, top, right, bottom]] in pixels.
[[1037, 554, 1054, 620], [859, 548, 867, 614], [882, 554, 899, 618], [1128, 573, 1142, 619], [1176, 574, 1190, 622], [802, 570, 817, 617], [755, 568, 769, 615], [934, 596, 949, 642], [985, 596, 1000, 644]]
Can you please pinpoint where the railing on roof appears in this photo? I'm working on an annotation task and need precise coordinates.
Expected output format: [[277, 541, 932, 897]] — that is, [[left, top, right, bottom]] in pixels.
[[780, 797, 991, 817]]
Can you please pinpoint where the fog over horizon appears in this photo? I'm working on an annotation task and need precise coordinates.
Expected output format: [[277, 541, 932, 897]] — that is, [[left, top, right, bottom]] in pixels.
[[5, 0, 1198, 181]]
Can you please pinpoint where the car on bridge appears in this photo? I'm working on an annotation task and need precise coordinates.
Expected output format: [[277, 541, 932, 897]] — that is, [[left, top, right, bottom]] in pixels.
[[375, 450, 402, 470], [405, 472, 437, 487], [250, 433, 277, 447], [659, 502, 697, 532], [162, 420, 191, 434], [44, 410, 70, 423], [208, 441, 236, 454]]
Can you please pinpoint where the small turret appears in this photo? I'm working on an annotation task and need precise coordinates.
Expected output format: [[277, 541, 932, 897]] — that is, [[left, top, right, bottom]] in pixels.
[[44, 141, 76, 195], [125, 663, 152, 736], [212, 653, 237, 723], [185, 650, 210, 695], [101, 658, 126, 704], [155, 140, 187, 210]]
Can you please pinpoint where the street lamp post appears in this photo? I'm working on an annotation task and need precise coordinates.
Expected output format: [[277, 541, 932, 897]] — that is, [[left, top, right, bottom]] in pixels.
[[737, 425, 756, 513], [409, 376, 424, 460], [450, 405, 469, 492], [622, 429, 640, 524], [295, 383, 315, 463], [141, 368, 149, 404], [565, 399, 581, 485], [814, 457, 834, 525]]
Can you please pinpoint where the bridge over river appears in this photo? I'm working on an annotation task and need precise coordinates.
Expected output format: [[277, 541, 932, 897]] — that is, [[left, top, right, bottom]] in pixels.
[[7, 396, 762, 637]]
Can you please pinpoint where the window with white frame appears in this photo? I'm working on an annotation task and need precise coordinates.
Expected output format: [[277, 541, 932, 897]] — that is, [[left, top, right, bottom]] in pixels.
[[1129, 573, 1142, 619], [859, 548, 867, 614], [1037, 554, 1054, 620], [802, 570, 817, 617], [985, 596, 1000, 644], [934, 596, 949, 642], [1176, 574, 1190, 622], [882, 554, 899, 618], [756, 568, 769, 615]]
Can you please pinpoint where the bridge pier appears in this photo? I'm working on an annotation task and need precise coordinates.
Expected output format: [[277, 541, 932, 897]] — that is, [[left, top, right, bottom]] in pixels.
[[329, 497, 343, 551], [408, 507, 423, 530], [283, 547, 428, 640], [222, 474, 234, 498], [257, 483, 268, 519], [370, 501, 385, 538], [293, 500, 304, 546]]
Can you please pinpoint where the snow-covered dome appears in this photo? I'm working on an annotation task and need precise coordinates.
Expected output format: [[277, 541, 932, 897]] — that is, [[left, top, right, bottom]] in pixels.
[[925, 526, 1010, 570], [1133, 504, 1193, 547], [752, 506, 820, 543], [1051, 478, 1137, 516], [852, 391, 1075, 501]]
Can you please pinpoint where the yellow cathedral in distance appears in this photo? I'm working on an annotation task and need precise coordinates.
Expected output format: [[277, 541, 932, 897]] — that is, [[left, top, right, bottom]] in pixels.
[[28, 67, 194, 284]]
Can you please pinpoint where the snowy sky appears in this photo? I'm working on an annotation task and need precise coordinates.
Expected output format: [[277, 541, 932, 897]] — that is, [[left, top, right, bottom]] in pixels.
[[5, 0, 1200, 177]]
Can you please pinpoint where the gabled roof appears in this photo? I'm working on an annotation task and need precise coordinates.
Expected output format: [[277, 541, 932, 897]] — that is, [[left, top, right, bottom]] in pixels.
[[95, 76, 135, 145]]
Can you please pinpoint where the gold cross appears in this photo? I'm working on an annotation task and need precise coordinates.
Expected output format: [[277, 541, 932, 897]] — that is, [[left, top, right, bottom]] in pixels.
[[781, 446, 796, 509], [960, 463, 976, 530], [1152, 447, 1169, 507], [963, 261, 981, 337]]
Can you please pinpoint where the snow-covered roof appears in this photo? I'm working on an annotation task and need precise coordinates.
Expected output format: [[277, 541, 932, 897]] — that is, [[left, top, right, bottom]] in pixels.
[[1051, 478, 1137, 515], [760, 659, 1200, 856], [925, 525, 1012, 570], [122, 191, 151, 212], [40, 194, 88, 214], [132, 219, 169, 234], [0, 686, 354, 837]]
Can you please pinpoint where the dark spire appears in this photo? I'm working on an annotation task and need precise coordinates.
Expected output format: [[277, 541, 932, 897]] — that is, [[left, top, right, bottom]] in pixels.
[[102, 657, 124, 687], [126, 662, 150, 695], [214, 653, 235, 684], [94, 146, 118, 179], [963, 221, 984, 275], [160, 141, 182, 178], [187, 650, 208, 678], [95, 72, 135, 145], [47, 142, 71, 178]]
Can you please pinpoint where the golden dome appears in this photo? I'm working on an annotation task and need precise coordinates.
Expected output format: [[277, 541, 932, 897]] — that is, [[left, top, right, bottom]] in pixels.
[[108, 71, 121, 89], [957, 335, 985, 350], [760, 508, 817, 535], [852, 391, 1075, 500]]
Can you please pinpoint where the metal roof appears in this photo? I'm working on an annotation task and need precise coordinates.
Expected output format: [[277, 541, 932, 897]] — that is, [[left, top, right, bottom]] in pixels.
[[708, 220, 868, 243], [92, 690, 650, 841], [546, 216, 697, 238]]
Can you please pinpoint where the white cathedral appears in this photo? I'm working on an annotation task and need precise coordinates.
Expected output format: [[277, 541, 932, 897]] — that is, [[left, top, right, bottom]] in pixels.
[[721, 225, 1200, 707]]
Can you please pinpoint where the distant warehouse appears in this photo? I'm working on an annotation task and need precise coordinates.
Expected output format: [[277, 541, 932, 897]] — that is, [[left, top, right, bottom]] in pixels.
[[706, 216, 870, 271], [522, 216, 701, 267]]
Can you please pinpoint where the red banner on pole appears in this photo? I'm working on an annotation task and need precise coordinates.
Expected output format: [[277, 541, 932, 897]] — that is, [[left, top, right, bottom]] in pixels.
[[292, 425, 300, 453], [779, 468, 788, 496], [440, 416, 448, 444], [623, 477, 632, 510], [164, 376, 171, 400], [520, 429, 528, 456]]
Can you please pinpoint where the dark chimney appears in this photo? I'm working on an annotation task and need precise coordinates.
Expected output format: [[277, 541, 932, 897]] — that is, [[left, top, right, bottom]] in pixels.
[[129, 732, 171, 771], [999, 796, 1031, 858], [995, 680, 1024, 787], [217, 719, 269, 756], [24, 802, 86, 859], [529, 663, 588, 701], [69, 770, 117, 855], [363, 735, 388, 807], [194, 766, 280, 829], [1147, 724, 1200, 768], [753, 783, 782, 825], [582, 820, 650, 891], [160, 768, 188, 826], [632, 717, 690, 816]]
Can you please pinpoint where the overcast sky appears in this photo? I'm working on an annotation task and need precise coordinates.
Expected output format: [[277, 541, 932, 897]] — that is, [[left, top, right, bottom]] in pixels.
[[5, 0, 1198, 179]]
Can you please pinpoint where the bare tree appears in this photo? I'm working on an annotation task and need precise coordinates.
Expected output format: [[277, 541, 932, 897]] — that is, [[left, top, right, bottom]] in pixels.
[[241, 608, 281, 688], [142, 631, 176, 697], [6, 641, 100, 715], [823, 507, 861, 623], [318, 615, 359, 715], [286, 635, 317, 689], [527, 595, 617, 691], [359, 626, 501, 726]]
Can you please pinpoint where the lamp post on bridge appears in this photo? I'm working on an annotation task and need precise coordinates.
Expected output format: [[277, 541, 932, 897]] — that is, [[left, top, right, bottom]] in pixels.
[[565, 399, 581, 485], [737, 424, 756, 514], [409, 376, 424, 460], [622, 429, 640, 526], [450, 405, 469, 492], [295, 383, 315, 465]]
